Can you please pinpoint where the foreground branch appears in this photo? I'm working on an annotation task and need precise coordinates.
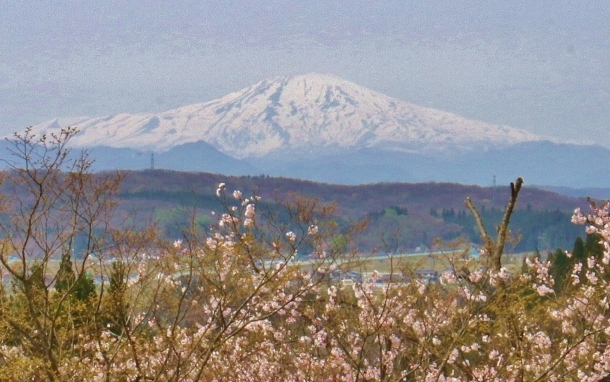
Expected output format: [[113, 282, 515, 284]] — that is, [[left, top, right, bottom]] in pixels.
[[465, 177, 524, 271]]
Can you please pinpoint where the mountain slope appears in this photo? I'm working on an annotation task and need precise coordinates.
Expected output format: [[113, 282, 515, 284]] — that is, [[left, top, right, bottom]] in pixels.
[[31, 73, 544, 158]]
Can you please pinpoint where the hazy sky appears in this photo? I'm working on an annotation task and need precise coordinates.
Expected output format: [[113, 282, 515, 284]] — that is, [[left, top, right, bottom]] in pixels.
[[1, 1, 609, 146]]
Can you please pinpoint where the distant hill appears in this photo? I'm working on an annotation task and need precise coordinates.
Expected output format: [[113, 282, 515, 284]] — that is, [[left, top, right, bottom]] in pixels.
[[535, 185, 610, 200], [248, 141, 610, 188], [116, 170, 589, 254]]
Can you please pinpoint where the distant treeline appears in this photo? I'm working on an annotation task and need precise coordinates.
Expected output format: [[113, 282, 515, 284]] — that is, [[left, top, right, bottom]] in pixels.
[[117, 174, 586, 254], [438, 206, 582, 253]]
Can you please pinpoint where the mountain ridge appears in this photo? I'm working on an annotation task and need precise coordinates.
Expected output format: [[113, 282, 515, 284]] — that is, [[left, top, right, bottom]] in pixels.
[[23, 73, 609, 188], [31, 73, 546, 158]]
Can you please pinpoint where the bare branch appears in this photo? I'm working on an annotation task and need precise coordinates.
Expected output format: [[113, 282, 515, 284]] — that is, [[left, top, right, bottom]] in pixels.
[[465, 177, 524, 271]]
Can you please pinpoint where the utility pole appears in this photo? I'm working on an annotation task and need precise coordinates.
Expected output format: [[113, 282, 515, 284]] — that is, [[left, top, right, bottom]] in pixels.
[[151, 153, 155, 170]]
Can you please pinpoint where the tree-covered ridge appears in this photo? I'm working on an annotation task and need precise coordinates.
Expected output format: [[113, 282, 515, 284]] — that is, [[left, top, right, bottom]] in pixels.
[[114, 170, 587, 253]]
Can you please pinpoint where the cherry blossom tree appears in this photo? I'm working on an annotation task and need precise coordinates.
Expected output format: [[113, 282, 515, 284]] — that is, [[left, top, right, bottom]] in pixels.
[[1, 129, 610, 381]]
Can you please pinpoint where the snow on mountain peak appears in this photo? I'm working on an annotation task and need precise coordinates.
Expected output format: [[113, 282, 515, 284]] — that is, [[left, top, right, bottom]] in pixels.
[[31, 73, 544, 158]]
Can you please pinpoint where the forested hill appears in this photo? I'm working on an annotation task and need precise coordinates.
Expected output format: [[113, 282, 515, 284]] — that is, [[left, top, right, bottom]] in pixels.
[[116, 170, 591, 253]]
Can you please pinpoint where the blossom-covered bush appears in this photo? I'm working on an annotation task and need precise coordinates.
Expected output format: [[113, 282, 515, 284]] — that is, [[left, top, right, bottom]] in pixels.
[[1, 129, 610, 381]]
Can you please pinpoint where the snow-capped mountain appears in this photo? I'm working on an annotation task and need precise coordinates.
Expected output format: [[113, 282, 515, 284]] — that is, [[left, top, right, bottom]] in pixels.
[[20, 73, 610, 188], [31, 73, 544, 159]]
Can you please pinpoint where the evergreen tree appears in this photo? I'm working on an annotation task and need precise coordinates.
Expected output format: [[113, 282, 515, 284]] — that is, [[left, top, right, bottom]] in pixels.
[[108, 261, 127, 296], [55, 252, 76, 293], [9, 261, 48, 334], [23, 261, 47, 297], [73, 273, 96, 301], [533, 249, 541, 261], [521, 249, 541, 275], [549, 248, 570, 293], [55, 251, 95, 301], [521, 255, 529, 275], [584, 233, 604, 260], [572, 236, 586, 264], [104, 261, 130, 335], [569, 236, 587, 283]]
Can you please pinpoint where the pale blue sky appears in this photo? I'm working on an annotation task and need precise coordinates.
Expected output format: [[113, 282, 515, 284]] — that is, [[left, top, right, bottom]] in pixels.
[[1, 1, 609, 146]]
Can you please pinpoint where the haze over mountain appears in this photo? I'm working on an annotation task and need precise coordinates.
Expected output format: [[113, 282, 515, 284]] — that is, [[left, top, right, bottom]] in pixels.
[[26, 74, 610, 188]]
